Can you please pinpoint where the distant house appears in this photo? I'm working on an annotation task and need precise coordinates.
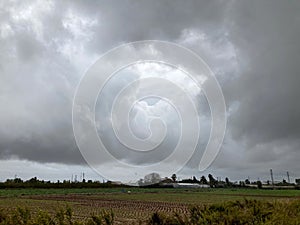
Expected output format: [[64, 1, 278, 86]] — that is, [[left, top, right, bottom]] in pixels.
[[173, 183, 209, 188], [110, 181, 122, 185]]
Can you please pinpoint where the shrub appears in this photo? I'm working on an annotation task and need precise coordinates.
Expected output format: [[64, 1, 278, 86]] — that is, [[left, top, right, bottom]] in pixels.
[[0, 207, 114, 225], [86, 210, 114, 225], [1, 199, 299, 225], [148, 199, 300, 225]]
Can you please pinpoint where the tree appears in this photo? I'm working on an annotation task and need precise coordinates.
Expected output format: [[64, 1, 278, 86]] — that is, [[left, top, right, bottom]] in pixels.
[[282, 179, 287, 184], [192, 176, 198, 183], [13, 178, 23, 183], [27, 177, 38, 183], [171, 174, 177, 182], [208, 174, 216, 187], [225, 177, 231, 186], [144, 173, 161, 185], [200, 176, 208, 184], [257, 180, 262, 189]]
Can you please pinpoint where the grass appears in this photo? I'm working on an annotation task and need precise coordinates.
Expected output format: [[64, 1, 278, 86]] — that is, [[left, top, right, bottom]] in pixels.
[[0, 199, 300, 224], [0, 188, 299, 224], [148, 199, 300, 225], [0, 188, 133, 197], [99, 188, 300, 201], [0, 206, 114, 225], [0, 187, 299, 197]]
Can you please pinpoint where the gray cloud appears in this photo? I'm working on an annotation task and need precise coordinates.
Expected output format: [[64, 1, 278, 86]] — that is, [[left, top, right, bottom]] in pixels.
[[0, 0, 299, 181]]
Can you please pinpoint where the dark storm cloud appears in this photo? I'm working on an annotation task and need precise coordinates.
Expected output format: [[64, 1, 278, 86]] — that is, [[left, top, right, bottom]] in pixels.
[[209, 0, 300, 179], [86, 0, 230, 50], [228, 1, 300, 145], [0, 0, 82, 163], [0, 0, 299, 180], [0, 0, 231, 165], [222, 1, 300, 171]]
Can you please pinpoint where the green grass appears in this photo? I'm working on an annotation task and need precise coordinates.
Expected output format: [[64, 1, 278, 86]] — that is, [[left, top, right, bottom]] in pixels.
[[0, 187, 299, 198], [0, 188, 136, 197], [93, 188, 300, 204], [0, 187, 191, 197]]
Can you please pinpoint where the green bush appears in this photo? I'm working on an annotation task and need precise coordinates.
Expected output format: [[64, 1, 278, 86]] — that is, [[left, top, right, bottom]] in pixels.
[[148, 199, 300, 225]]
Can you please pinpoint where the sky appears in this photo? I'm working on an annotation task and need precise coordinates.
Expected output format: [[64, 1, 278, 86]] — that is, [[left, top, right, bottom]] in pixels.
[[0, 0, 300, 183]]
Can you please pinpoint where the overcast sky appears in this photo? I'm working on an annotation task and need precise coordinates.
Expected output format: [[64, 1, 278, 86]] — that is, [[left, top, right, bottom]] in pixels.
[[0, 0, 300, 183]]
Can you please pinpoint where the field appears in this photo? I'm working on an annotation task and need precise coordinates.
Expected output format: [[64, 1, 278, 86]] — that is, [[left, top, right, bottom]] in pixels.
[[0, 188, 299, 224]]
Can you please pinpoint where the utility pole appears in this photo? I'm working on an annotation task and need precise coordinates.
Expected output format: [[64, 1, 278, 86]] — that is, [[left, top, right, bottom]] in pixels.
[[287, 171, 290, 183], [270, 169, 274, 188]]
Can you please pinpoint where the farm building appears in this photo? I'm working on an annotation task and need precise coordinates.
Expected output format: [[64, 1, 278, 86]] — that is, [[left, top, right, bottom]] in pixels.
[[173, 183, 210, 188]]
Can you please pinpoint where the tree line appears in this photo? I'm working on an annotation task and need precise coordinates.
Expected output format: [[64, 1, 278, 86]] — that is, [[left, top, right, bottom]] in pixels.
[[0, 173, 299, 189], [138, 173, 299, 189], [0, 177, 127, 189]]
